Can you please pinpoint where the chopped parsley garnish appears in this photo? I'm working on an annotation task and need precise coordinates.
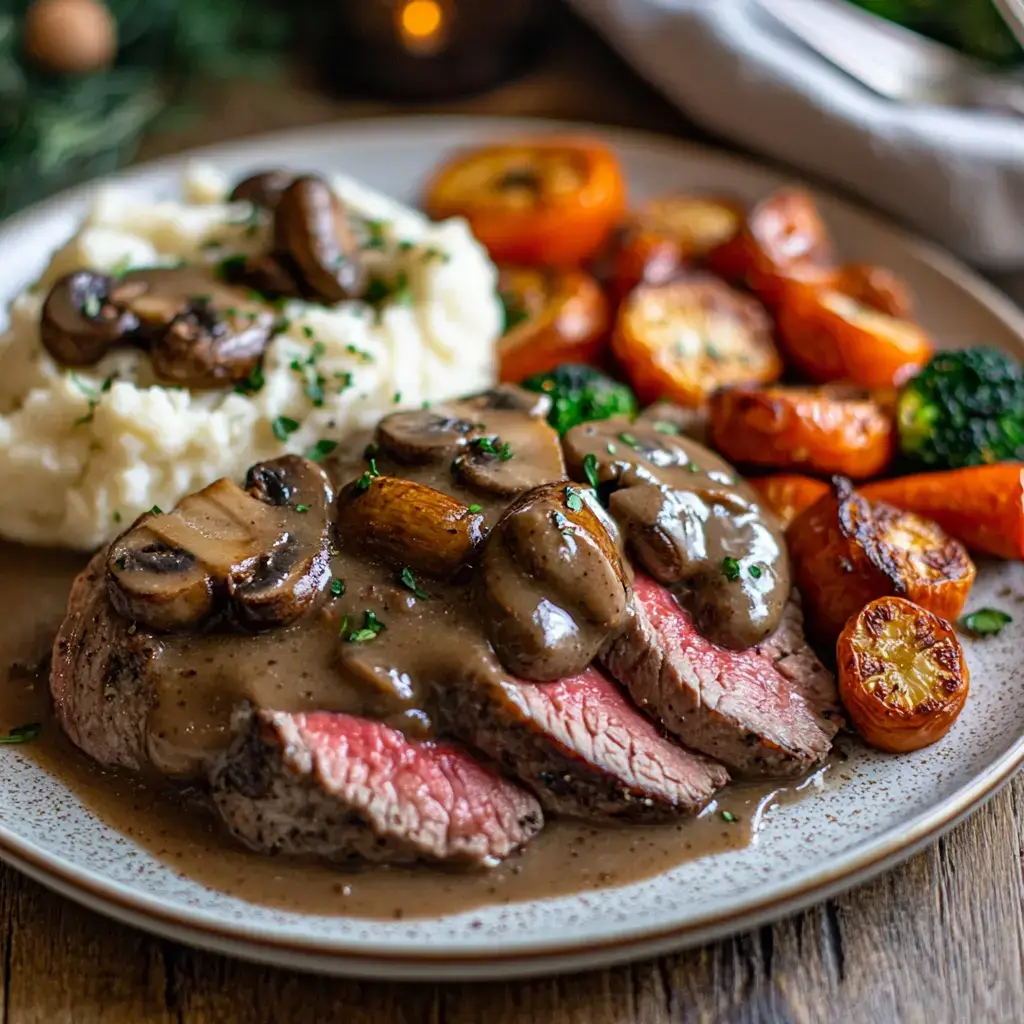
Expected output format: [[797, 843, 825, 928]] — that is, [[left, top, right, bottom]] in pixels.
[[957, 608, 1012, 638], [749, 565, 763, 579], [393, 391, 402, 404], [470, 436, 513, 461], [606, 442, 616, 455], [305, 439, 338, 462], [330, 578, 345, 597], [0, 723, 40, 745], [149, 505, 163, 516], [468, 503, 482, 513], [687, 462, 700, 473], [347, 610, 386, 643], [335, 372, 353, 393], [115, 556, 126, 571], [295, 504, 310, 513], [82, 292, 102, 318], [582, 452, 600, 490], [565, 487, 584, 513], [366, 456, 380, 477], [399, 568, 429, 600], [71, 373, 114, 425], [392, 271, 414, 307], [302, 325, 315, 339], [363, 277, 391, 306], [112, 510, 121, 524], [272, 416, 300, 442], [234, 361, 266, 396], [422, 246, 450, 264], [216, 254, 248, 280], [290, 345, 327, 407], [397, 239, 415, 253], [721, 557, 741, 581], [720, 810, 738, 823], [653, 421, 680, 435], [110, 255, 133, 278], [618, 432, 638, 447], [355, 471, 374, 493], [363, 220, 388, 251]]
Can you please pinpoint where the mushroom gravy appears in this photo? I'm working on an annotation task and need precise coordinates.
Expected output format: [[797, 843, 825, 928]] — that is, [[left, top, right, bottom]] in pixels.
[[0, 542, 826, 919]]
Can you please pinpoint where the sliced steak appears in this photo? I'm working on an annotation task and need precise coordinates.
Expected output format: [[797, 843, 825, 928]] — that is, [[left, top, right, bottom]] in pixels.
[[51, 553, 157, 772], [211, 708, 543, 867], [439, 665, 728, 822], [602, 575, 840, 777]]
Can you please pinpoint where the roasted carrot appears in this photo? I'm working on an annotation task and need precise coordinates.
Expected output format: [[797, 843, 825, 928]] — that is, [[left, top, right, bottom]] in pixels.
[[861, 464, 1024, 560], [707, 384, 895, 479], [748, 474, 830, 528]]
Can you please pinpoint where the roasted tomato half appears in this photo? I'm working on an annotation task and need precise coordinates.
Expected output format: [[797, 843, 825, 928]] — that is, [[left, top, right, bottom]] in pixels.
[[707, 384, 895, 479], [838, 595, 969, 753], [748, 474, 830, 529], [423, 137, 626, 267], [609, 195, 744, 300], [708, 188, 835, 307], [787, 477, 976, 642], [496, 266, 611, 383], [776, 281, 932, 388], [611, 275, 782, 406]]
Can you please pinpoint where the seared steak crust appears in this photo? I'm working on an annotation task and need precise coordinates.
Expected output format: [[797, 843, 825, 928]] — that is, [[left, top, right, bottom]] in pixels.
[[603, 575, 840, 777], [212, 709, 543, 867], [439, 665, 728, 822]]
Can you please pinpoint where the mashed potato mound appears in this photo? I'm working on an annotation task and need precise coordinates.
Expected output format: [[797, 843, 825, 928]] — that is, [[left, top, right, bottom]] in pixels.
[[0, 165, 501, 550]]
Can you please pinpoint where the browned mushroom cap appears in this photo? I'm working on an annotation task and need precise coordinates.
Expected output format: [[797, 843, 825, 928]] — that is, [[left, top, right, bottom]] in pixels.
[[229, 170, 296, 210], [334, 475, 485, 578], [273, 175, 366, 304], [112, 268, 276, 388], [450, 407, 566, 498], [375, 408, 476, 465], [106, 456, 333, 632], [40, 270, 140, 365], [456, 384, 552, 420], [475, 482, 632, 681], [219, 252, 307, 301]]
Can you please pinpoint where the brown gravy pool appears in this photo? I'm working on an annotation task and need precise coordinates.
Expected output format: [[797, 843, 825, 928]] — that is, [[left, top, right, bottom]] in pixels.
[[0, 542, 826, 920]]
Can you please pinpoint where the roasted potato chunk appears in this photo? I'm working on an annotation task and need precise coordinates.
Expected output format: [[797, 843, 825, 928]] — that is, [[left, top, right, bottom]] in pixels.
[[611, 275, 782, 406], [838, 596, 969, 752], [708, 187, 835, 306], [334, 476, 485, 578], [828, 263, 914, 320], [707, 384, 895, 479], [748, 474, 829, 529], [787, 477, 976, 642], [776, 281, 932, 388], [609, 195, 744, 299], [497, 266, 610, 383]]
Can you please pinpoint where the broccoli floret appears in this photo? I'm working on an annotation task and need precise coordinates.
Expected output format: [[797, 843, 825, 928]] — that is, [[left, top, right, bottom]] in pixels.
[[897, 347, 1024, 468], [521, 363, 638, 435]]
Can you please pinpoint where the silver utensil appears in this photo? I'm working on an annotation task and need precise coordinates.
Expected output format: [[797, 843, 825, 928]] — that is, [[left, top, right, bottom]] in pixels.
[[755, 0, 1024, 116]]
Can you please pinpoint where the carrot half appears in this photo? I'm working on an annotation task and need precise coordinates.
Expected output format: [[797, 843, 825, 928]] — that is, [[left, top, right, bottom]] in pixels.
[[748, 474, 829, 528], [861, 464, 1024, 560]]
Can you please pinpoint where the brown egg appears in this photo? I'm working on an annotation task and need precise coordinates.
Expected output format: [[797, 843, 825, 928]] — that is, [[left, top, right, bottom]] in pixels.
[[23, 0, 117, 74]]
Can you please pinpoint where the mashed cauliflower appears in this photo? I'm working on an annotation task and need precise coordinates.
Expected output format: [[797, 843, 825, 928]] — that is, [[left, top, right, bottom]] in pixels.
[[0, 165, 501, 550]]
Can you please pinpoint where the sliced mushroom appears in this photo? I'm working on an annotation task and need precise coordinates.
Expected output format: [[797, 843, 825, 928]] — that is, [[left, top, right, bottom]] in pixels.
[[40, 270, 139, 365], [219, 251, 307, 300], [334, 475, 485, 578], [273, 175, 366, 303], [229, 170, 296, 210], [106, 456, 333, 632], [450, 407, 566, 498], [113, 268, 276, 388], [456, 384, 552, 420], [475, 482, 632, 681], [375, 408, 476, 465]]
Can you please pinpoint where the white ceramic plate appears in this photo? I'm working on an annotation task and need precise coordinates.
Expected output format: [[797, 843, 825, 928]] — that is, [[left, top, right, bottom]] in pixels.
[[1, 117, 1022, 981]]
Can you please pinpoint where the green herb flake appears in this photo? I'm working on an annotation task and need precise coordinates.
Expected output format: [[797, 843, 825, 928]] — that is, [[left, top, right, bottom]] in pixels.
[[347, 610, 386, 643], [721, 557, 741, 582], [653, 421, 680, 435], [606, 443, 617, 455], [749, 565, 763, 579], [0, 723, 40, 745], [82, 293, 102, 318], [470, 436, 513, 461], [305, 439, 338, 462], [363, 220, 388, 251], [565, 488, 584, 513], [295, 504, 310, 513], [330, 578, 345, 597], [355, 471, 373, 494], [272, 416, 300, 442], [468, 504, 482, 513], [957, 608, 1013, 638], [397, 239, 415, 253], [720, 810, 738, 823], [583, 452, 600, 490], [338, 614, 349, 637], [399, 568, 429, 600], [112, 510, 121, 524], [234, 362, 266, 396], [367, 457, 380, 478], [216, 254, 248, 280], [393, 391, 402, 404], [392, 271, 414, 307], [302, 325, 315, 339], [149, 505, 163, 517], [618, 432, 638, 447]]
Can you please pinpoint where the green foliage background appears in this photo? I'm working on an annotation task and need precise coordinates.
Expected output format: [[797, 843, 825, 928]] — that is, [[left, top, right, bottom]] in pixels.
[[0, 0, 294, 215], [851, 0, 1022, 65]]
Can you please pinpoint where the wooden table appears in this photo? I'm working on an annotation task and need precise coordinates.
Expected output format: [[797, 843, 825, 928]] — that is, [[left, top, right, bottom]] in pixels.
[[7, 14, 1023, 1024]]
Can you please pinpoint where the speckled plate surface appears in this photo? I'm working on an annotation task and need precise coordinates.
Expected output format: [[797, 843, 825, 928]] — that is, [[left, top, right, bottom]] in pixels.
[[0, 118, 1022, 980]]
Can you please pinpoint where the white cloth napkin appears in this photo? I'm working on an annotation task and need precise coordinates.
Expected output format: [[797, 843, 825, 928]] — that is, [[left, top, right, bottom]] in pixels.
[[569, 0, 1024, 275]]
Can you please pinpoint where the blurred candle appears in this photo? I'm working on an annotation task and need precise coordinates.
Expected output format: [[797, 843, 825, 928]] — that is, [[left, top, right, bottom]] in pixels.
[[319, 0, 549, 99]]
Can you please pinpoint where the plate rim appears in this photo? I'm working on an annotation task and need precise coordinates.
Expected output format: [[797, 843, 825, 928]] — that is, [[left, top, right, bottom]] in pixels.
[[2, 113, 1023, 977]]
